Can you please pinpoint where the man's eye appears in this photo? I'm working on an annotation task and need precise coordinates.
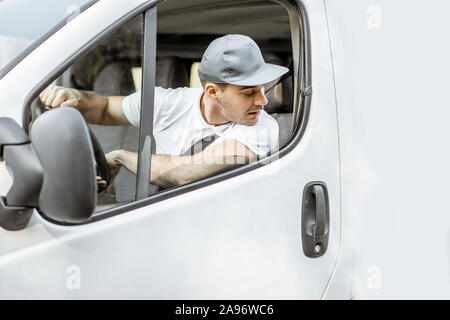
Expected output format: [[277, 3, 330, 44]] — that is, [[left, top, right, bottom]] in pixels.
[[243, 92, 253, 96]]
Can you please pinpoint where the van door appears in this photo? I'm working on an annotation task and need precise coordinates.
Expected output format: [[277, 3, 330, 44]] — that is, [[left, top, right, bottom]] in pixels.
[[0, 0, 347, 299]]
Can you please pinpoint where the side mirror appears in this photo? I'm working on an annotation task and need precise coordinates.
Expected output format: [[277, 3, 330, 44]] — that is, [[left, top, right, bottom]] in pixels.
[[31, 107, 97, 223], [0, 107, 97, 230]]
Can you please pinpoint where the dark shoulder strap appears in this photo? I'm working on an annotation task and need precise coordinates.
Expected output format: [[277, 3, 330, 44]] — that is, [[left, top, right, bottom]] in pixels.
[[183, 134, 218, 156], [265, 61, 293, 96]]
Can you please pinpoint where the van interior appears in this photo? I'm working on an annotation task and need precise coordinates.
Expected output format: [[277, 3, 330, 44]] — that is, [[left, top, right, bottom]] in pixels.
[[29, 0, 295, 206]]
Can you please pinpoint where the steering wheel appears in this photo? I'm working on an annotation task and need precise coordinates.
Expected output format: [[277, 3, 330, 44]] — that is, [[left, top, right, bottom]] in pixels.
[[33, 99, 111, 193], [88, 126, 111, 193]]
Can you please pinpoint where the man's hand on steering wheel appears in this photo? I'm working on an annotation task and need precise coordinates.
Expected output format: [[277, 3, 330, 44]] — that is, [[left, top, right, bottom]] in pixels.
[[39, 84, 82, 108]]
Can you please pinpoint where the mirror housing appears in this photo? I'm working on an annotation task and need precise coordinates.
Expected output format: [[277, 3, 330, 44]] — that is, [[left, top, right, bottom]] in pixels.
[[31, 107, 97, 223]]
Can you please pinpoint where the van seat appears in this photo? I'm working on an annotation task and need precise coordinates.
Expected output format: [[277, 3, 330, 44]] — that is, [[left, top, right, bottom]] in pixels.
[[270, 113, 293, 147]]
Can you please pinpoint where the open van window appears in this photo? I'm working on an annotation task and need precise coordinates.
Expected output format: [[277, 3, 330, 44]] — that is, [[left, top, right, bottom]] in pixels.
[[28, 13, 145, 213], [24, 0, 301, 223]]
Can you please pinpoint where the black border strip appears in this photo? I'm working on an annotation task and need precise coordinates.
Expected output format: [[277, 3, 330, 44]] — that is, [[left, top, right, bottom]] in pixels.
[[27, 0, 312, 226], [136, 7, 157, 200], [0, 0, 99, 80]]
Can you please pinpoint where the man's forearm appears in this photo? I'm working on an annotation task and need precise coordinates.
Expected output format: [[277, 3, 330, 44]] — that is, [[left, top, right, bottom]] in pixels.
[[39, 84, 127, 125], [75, 90, 109, 124], [110, 140, 255, 189], [80, 93, 129, 126], [112, 150, 189, 187]]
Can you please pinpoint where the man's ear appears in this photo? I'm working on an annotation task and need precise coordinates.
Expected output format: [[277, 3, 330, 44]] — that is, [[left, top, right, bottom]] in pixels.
[[204, 82, 220, 102]]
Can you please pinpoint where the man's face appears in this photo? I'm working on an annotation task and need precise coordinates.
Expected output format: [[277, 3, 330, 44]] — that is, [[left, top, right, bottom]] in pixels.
[[216, 84, 268, 125]]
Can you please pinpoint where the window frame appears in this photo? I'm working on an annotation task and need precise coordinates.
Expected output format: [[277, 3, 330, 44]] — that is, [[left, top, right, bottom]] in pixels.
[[136, 7, 157, 200], [22, 0, 312, 226]]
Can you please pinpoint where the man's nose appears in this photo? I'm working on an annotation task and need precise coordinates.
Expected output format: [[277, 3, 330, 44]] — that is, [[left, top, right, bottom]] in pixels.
[[255, 87, 268, 106]]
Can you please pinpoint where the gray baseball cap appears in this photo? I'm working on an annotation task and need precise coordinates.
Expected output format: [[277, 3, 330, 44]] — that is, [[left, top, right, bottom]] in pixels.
[[198, 34, 289, 86]]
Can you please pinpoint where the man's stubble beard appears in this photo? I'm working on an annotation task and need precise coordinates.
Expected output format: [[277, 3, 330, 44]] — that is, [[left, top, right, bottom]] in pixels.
[[218, 96, 257, 126]]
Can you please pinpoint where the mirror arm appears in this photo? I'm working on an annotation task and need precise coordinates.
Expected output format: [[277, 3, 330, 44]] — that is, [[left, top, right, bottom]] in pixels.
[[0, 118, 29, 160], [0, 118, 43, 230], [4, 144, 43, 207], [0, 197, 34, 231]]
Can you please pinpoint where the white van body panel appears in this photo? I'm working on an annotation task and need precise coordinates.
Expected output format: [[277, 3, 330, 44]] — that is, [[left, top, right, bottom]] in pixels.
[[4, 0, 448, 300], [325, 0, 450, 299]]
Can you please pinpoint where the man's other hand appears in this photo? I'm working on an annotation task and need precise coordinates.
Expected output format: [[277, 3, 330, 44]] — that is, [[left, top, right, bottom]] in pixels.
[[104, 150, 124, 191], [96, 175, 107, 193], [39, 84, 81, 108]]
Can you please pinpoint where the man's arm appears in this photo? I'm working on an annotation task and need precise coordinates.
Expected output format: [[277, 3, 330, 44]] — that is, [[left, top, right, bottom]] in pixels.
[[39, 84, 131, 126], [106, 139, 257, 189]]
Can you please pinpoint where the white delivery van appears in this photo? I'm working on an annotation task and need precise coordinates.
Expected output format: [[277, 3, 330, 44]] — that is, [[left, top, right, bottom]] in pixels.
[[0, 0, 448, 299]]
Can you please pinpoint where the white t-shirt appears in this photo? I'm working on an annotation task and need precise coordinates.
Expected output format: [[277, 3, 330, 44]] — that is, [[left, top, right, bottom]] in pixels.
[[122, 87, 279, 156]]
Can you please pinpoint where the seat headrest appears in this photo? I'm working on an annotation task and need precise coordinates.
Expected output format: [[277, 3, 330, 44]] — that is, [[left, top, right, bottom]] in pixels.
[[156, 56, 189, 89], [263, 58, 293, 114], [93, 62, 135, 95], [93, 56, 189, 95]]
